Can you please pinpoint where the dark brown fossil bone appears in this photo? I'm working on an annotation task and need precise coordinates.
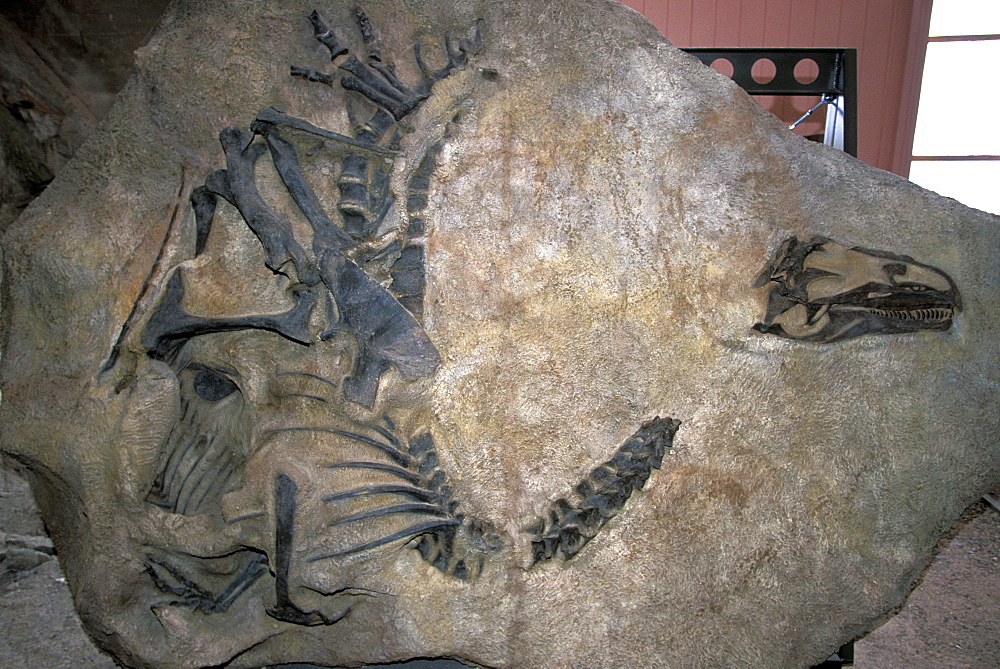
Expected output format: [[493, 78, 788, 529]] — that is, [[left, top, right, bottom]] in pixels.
[[308, 8, 349, 60], [146, 551, 268, 615], [216, 125, 319, 284], [318, 250, 439, 407], [753, 236, 962, 343], [268, 473, 351, 626], [307, 425, 500, 579], [141, 271, 316, 360], [529, 416, 682, 564], [252, 122, 354, 252]]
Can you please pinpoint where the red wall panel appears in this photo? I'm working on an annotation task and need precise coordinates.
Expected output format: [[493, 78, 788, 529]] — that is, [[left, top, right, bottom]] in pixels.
[[616, 0, 932, 175]]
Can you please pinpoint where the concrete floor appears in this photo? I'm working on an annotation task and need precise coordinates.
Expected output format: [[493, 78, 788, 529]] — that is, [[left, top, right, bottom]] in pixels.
[[852, 497, 1000, 669], [1, 467, 997, 668]]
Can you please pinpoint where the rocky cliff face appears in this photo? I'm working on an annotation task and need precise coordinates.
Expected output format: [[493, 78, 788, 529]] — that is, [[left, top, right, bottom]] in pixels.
[[1, 1, 997, 667], [0, 0, 169, 229]]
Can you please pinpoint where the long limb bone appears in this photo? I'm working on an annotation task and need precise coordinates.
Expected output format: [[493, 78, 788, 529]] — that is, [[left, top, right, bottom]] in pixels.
[[267, 473, 348, 625], [217, 126, 319, 284], [251, 121, 356, 252], [254, 107, 399, 157]]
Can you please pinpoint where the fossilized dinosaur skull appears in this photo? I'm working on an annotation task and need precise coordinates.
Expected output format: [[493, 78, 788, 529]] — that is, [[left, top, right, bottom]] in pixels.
[[1, 1, 998, 667], [753, 236, 962, 343]]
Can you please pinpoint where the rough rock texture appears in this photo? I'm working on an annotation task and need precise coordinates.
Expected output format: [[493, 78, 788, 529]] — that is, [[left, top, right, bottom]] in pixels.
[[3, 467, 998, 669], [0, 0, 169, 229], [854, 499, 1000, 669], [0, 1, 997, 668]]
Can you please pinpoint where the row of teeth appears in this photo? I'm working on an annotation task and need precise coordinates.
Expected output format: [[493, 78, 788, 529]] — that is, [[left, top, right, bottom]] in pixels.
[[865, 307, 952, 321]]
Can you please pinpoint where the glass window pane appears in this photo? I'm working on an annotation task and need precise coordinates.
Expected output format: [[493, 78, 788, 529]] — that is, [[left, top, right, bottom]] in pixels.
[[911, 41, 1000, 156], [929, 0, 1000, 36], [908, 161, 1000, 216]]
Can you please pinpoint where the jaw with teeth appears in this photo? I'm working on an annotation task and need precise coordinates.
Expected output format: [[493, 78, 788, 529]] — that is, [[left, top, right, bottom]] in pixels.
[[752, 236, 962, 343]]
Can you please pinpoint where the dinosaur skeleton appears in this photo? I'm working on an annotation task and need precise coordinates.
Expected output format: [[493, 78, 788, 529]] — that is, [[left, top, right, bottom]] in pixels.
[[138, 6, 683, 628], [140, 7, 497, 626]]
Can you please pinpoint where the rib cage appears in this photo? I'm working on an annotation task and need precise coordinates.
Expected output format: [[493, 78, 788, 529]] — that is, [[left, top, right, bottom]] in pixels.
[[146, 376, 245, 516], [308, 418, 502, 579]]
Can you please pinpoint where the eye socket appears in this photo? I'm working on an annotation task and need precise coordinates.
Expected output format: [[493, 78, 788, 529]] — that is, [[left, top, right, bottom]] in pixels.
[[884, 262, 908, 278], [193, 369, 239, 402]]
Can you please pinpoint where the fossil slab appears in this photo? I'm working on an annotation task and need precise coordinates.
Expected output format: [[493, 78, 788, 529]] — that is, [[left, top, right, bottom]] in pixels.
[[1, 0, 998, 667]]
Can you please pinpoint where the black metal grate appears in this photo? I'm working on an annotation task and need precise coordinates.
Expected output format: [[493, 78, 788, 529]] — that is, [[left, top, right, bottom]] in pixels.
[[682, 47, 858, 157]]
